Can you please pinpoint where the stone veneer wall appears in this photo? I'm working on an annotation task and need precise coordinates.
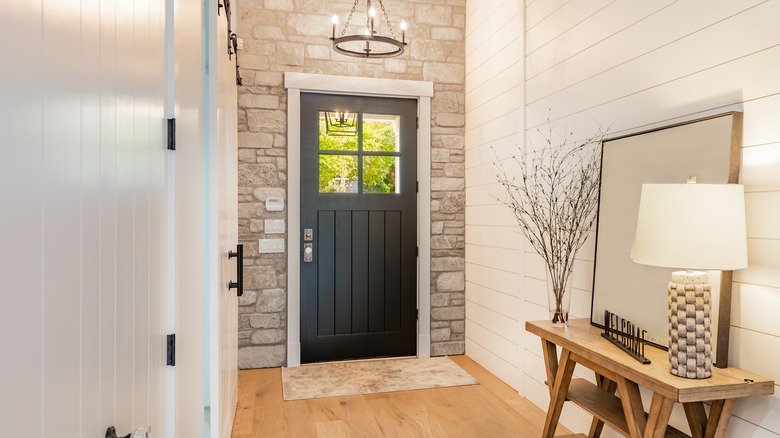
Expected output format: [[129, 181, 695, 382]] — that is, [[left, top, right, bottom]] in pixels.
[[236, 0, 466, 368]]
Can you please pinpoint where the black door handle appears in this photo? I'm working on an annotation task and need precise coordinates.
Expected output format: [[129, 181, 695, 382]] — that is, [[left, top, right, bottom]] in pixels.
[[229, 243, 243, 297]]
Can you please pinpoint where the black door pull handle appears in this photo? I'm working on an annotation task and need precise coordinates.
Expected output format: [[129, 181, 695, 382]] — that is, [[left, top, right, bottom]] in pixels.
[[229, 243, 244, 297]]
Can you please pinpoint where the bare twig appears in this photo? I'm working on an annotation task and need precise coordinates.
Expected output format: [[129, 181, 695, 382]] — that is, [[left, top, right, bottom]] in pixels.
[[494, 121, 607, 323]]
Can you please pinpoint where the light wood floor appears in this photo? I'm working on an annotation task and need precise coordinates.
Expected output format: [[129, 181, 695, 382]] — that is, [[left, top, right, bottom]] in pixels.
[[231, 355, 574, 437]]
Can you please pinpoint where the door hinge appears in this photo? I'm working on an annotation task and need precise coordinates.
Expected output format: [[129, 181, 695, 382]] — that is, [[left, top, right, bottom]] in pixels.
[[166, 334, 176, 366], [416, 246, 419, 257], [416, 116, 419, 129], [416, 309, 419, 320], [167, 118, 176, 151], [416, 181, 419, 193]]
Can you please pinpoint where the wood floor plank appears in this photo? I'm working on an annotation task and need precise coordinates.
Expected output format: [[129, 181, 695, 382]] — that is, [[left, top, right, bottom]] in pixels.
[[232, 355, 575, 437]]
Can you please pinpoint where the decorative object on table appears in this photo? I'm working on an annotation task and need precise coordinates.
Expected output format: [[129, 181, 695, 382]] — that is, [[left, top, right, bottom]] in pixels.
[[631, 180, 748, 379], [602, 309, 651, 364], [330, 0, 407, 58], [495, 122, 608, 326]]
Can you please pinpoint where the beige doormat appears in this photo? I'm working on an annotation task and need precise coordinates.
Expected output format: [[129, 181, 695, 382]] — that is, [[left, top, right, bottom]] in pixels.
[[281, 356, 479, 401]]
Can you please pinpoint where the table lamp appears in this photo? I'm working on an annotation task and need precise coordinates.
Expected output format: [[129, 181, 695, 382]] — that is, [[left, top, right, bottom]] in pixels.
[[631, 181, 747, 379]]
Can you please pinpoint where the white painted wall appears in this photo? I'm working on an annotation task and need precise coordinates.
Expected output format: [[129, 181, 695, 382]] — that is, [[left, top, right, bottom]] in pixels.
[[0, 0, 168, 436], [465, 0, 780, 436]]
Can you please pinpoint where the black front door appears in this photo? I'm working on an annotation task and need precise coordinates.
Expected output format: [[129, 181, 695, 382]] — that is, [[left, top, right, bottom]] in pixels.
[[300, 93, 418, 363]]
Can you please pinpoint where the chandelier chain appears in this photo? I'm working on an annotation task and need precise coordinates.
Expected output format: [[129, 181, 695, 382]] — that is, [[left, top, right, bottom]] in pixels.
[[378, 1, 397, 39], [340, 0, 360, 37]]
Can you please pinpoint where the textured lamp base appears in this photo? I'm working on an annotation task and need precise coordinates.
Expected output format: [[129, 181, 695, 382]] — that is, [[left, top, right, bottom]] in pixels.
[[668, 271, 712, 379]]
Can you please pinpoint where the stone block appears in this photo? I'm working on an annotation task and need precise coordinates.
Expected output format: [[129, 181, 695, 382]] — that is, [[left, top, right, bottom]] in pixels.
[[239, 290, 258, 306], [245, 265, 277, 290], [239, 131, 274, 148], [306, 45, 331, 60], [250, 329, 286, 345], [247, 109, 286, 133], [431, 235, 458, 250], [431, 177, 464, 191], [239, 345, 286, 369], [431, 341, 464, 356], [256, 288, 286, 312], [415, 5, 452, 25], [287, 13, 331, 37], [431, 327, 452, 342], [440, 193, 465, 214], [250, 313, 281, 329], [384, 58, 407, 73], [431, 293, 451, 307], [275, 42, 304, 66], [238, 149, 257, 163], [410, 40, 445, 62], [436, 272, 465, 292], [238, 163, 279, 187], [252, 25, 285, 41], [431, 27, 463, 41], [451, 320, 465, 333], [431, 256, 464, 271], [264, 0, 293, 11], [441, 135, 464, 149], [436, 113, 465, 127], [431, 221, 444, 234], [432, 92, 459, 113], [444, 163, 465, 178], [423, 62, 464, 84], [239, 94, 280, 109], [431, 306, 465, 321], [254, 71, 284, 87], [431, 148, 450, 163], [253, 187, 286, 202]]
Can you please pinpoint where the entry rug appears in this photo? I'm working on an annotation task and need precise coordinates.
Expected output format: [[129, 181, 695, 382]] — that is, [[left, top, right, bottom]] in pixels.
[[281, 356, 479, 401]]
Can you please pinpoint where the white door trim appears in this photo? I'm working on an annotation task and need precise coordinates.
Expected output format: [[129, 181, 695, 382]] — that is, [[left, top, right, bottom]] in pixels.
[[285, 72, 433, 367]]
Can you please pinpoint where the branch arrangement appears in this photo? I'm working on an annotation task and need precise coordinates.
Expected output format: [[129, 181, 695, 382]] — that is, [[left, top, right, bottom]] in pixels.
[[495, 123, 607, 323]]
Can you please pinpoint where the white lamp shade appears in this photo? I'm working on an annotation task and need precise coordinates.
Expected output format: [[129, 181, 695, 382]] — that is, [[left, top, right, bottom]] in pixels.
[[631, 183, 748, 270]]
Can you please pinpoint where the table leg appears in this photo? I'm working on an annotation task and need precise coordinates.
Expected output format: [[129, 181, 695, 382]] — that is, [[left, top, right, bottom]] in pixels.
[[616, 375, 646, 438], [542, 338, 559, 396], [683, 402, 707, 438], [542, 349, 577, 438], [588, 373, 617, 438], [644, 392, 674, 438], [704, 399, 736, 438]]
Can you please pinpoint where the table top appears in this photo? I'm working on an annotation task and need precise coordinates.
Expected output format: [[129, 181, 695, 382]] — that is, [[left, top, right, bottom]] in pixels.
[[526, 318, 774, 403]]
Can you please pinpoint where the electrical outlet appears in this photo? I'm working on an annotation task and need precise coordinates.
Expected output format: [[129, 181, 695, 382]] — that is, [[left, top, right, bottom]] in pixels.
[[265, 219, 285, 234], [258, 238, 285, 253]]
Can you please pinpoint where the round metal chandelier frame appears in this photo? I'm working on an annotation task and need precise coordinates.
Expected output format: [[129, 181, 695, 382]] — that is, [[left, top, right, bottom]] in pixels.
[[330, 0, 407, 59]]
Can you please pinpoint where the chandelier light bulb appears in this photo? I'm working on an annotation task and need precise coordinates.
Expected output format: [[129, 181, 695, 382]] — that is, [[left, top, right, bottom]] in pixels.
[[329, 0, 408, 58], [400, 20, 407, 30], [332, 14, 339, 24], [369, 7, 376, 17]]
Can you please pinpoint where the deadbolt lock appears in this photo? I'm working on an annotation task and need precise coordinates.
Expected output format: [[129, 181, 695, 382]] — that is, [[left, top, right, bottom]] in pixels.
[[303, 243, 313, 262]]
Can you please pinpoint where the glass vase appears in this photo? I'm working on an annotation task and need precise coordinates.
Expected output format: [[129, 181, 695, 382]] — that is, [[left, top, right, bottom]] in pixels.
[[546, 267, 572, 327]]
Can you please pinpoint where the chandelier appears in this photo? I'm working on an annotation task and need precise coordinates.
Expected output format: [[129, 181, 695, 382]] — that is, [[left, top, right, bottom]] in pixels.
[[330, 0, 407, 58]]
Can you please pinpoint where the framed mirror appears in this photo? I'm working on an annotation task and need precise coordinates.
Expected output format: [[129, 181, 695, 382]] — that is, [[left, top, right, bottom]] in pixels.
[[590, 112, 742, 367]]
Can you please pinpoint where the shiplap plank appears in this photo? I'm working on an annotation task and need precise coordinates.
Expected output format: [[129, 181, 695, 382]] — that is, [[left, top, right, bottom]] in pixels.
[[527, 0, 760, 88], [729, 326, 780, 384], [465, 135, 523, 168], [466, 244, 522, 274], [731, 282, 780, 337], [81, 0, 102, 431], [466, 11, 523, 74], [466, 282, 522, 317], [742, 94, 780, 147], [0, 1, 44, 436], [465, 183, 504, 208], [465, 318, 522, 365], [466, 263, 521, 296], [466, 63, 523, 112], [466, 300, 522, 348], [466, 38, 524, 96], [464, 336, 523, 391], [465, 204, 516, 227], [42, 0, 83, 434], [465, 224, 522, 249], [466, 85, 523, 129], [742, 143, 780, 191], [525, 0, 567, 29], [466, 108, 523, 149], [465, 161, 509, 188], [745, 192, 780, 239], [526, 0, 613, 53], [526, 0, 676, 79]]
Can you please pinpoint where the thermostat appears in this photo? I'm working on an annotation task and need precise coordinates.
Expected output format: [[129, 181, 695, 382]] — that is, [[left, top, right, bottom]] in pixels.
[[265, 197, 284, 211]]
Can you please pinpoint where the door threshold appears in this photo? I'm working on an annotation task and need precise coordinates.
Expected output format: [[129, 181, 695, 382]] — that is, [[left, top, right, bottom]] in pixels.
[[298, 355, 418, 367]]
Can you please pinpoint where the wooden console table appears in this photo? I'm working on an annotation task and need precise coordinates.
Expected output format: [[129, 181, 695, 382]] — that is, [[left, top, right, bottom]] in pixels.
[[526, 318, 774, 438]]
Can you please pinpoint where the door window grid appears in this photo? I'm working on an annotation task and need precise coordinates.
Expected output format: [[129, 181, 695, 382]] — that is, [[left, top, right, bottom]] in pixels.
[[318, 111, 401, 194]]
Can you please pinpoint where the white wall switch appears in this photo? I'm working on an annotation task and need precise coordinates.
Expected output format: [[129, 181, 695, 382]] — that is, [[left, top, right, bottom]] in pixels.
[[265, 219, 285, 234], [258, 238, 285, 253], [265, 197, 284, 211]]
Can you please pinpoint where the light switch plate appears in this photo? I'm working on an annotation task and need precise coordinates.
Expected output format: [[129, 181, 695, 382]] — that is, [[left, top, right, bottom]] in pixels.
[[258, 238, 285, 253], [265, 219, 285, 234]]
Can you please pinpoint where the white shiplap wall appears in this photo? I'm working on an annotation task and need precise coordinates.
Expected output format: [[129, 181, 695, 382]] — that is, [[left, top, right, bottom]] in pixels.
[[0, 1, 168, 436], [465, 0, 780, 436]]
